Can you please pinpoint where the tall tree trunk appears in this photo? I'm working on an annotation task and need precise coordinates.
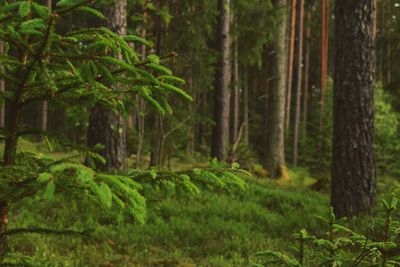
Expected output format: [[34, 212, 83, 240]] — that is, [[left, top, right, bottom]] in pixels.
[[87, 0, 127, 171], [331, 0, 376, 218], [377, 0, 385, 83], [230, 24, 239, 146], [211, 0, 231, 161], [265, 0, 288, 178], [39, 0, 52, 131], [243, 68, 249, 145], [285, 0, 297, 131], [291, 0, 304, 167], [135, 1, 148, 169], [302, 4, 312, 138], [319, 0, 329, 134], [149, 5, 164, 168]]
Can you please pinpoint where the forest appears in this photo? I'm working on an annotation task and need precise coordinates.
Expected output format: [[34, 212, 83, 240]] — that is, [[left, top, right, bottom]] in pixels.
[[0, 0, 399, 266]]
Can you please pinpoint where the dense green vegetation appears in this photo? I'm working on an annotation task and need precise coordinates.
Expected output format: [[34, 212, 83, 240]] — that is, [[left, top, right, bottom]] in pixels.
[[1, 0, 400, 266]]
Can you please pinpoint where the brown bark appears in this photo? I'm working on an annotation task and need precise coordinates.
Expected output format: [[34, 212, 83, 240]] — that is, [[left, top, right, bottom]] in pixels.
[[331, 0, 376, 218], [211, 0, 231, 161], [265, 0, 288, 178], [86, 0, 127, 171], [230, 24, 239, 146], [243, 68, 249, 145], [285, 0, 297, 131], [39, 0, 52, 131], [291, 0, 304, 167], [135, 1, 148, 169], [302, 4, 312, 137], [319, 0, 329, 133]]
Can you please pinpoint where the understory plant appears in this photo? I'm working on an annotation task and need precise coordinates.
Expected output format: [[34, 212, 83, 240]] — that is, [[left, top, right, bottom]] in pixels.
[[256, 194, 400, 266], [0, 0, 246, 265]]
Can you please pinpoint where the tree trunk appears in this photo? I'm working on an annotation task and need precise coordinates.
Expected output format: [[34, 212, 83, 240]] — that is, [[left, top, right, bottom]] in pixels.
[[265, 0, 288, 178], [211, 0, 231, 161], [319, 0, 329, 134], [243, 68, 249, 145], [302, 4, 312, 138], [0, 41, 4, 129], [230, 25, 239, 146], [285, 0, 297, 131], [291, 0, 304, 167], [1, 100, 22, 260], [331, 0, 376, 218], [86, 0, 127, 172], [39, 0, 52, 132], [135, 1, 148, 169]]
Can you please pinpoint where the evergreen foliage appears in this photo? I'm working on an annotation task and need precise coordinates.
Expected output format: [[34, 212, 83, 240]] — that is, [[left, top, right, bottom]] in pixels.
[[0, 0, 246, 263]]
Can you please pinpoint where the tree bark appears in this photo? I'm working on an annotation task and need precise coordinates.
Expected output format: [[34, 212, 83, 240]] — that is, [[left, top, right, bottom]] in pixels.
[[243, 68, 249, 145], [211, 0, 231, 161], [86, 0, 127, 172], [39, 0, 52, 131], [230, 23, 239, 147], [302, 4, 312, 138], [331, 0, 376, 218], [285, 0, 297, 131], [0, 41, 4, 129], [319, 0, 329, 134], [135, 0, 148, 169], [291, 0, 304, 167], [265, 0, 288, 178]]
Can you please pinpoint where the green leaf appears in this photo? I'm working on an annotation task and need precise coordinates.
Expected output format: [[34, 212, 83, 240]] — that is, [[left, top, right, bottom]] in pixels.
[[97, 183, 112, 208], [147, 63, 172, 75], [123, 35, 149, 46], [32, 3, 50, 18], [147, 55, 160, 64], [162, 83, 193, 102], [43, 182, 55, 200], [38, 172, 53, 183], [78, 6, 105, 19], [18, 1, 31, 18]]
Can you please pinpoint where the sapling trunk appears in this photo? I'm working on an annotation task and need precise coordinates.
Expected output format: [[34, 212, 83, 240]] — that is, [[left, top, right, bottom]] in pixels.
[[1, 100, 22, 260]]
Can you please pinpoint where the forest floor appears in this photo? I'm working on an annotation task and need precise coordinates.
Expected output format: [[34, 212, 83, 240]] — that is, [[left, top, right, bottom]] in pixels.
[[4, 140, 398, 266]]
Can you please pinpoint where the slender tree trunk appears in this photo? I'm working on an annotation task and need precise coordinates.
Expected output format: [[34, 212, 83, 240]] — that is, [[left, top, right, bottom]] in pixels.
[[135, 1, 148, 169], [285, 0, 297, 131], [378, 0, 386, 84], [186, 73, 195, 156], [265, 0, 288, 178], [230, 25, 239, 146], [291, 0, 304, 167], [39, 0, 52, 131], [1, 97, 22, 260], [302, 4, 312, 138], [0, 41, 4, 129], [87, 0, 127, 171], [319, 0, 329, 134], [149, 5, 164, 168], [331, 0, 376, 218], [243, 68, 249, 145], [211, 0, 231, 161]]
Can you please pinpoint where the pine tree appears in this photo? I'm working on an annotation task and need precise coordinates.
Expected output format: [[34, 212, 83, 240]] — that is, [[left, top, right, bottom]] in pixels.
[[265, 0, 288, 178], [331, 0, 376, 217], [211, 0, 231, 161], [0, 1, 247, 263], [86, 0, 128, 172]]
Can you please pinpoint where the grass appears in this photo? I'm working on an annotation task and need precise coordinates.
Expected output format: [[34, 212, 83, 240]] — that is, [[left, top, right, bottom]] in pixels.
[[7, 175, 329, 266], [5, 140, 396, 266]]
